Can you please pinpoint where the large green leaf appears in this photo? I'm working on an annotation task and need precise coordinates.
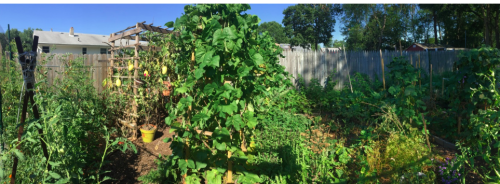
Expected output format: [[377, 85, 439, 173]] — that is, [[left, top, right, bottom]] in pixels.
[[213, 29, 224, 46], [243, 111, 257, 128], [192, 113, 210, 122], [187, 159, 196, 169], [219, 101, 238, 115], [223, 26, 238, 40], [176, 86, 188, 94], [165, 21, 174, 28], [194, 67, 205, 79], [228, 115, 243, 131], [210, 55, 220, 67], [206, 169, 222, 184], [204, 83, 218, 95], [178, 159, 188, 174]]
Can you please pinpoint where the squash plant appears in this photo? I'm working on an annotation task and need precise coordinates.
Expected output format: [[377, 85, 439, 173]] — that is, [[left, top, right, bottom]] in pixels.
[[162, 4, 291, 183], [386, 56, 427, 129]]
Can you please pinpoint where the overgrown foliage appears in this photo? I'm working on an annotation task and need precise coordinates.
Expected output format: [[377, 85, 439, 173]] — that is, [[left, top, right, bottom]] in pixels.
[[0, 54, 135, 183]]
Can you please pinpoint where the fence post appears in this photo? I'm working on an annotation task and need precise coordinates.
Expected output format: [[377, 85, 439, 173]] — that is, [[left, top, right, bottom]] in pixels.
[[379, 50, 386, 91]]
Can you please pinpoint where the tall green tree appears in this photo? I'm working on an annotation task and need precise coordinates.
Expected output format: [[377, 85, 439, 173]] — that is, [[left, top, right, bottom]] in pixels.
[[0, 27, 41, 54], [342, 4, 407, 50], [257, 21, 289, 44], [325, 38, 345, 48], [283, 4, 342, 51]]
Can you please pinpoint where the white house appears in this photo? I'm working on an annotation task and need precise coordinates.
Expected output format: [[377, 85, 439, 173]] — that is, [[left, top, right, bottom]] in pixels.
[[321, 47, 342, 52], [33, 27, 148, 55]]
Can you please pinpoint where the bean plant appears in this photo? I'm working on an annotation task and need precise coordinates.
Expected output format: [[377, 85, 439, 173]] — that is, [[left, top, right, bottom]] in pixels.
[[160, 4, 293, 183]]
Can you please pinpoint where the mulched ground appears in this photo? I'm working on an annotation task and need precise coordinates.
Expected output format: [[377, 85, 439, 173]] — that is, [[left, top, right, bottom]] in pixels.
[[102, 125, 174, 184]]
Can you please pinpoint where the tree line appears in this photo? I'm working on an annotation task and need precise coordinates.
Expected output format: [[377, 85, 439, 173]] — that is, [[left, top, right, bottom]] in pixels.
[[257, 4, 500, 51], [0, 27, 42, 55]]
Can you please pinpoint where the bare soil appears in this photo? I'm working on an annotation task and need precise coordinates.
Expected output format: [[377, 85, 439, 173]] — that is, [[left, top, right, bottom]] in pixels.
[[101, 112, 487, 184], [102, 126, 174, 183]]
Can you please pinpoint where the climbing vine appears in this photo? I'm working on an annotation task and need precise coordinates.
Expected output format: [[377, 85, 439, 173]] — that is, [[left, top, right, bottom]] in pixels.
[[162, 4, 292, 183]]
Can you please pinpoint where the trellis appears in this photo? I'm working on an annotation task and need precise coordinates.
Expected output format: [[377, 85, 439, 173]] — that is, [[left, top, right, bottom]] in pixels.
[[103, 21, 174, 139]]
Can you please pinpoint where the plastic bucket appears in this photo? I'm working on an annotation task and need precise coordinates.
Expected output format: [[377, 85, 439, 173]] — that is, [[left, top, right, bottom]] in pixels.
[[140, 125, 157, 143]]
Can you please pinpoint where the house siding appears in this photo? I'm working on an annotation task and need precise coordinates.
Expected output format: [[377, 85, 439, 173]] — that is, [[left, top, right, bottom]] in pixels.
[[38, 44, 110, 55], [406, 44, 425, 51]]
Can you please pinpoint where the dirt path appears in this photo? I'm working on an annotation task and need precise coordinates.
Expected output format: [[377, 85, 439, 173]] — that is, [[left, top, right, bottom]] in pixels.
[[102, 127, 174, 183]]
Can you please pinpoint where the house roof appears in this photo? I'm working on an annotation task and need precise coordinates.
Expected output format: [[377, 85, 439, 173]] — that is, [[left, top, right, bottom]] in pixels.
[[321, 48, 342, 52], [413, 43, 446, 49], [34, 30, 148, 47], [277, 43, 312, 51]]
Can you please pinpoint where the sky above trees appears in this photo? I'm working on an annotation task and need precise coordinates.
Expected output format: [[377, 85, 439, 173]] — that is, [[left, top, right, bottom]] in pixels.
[[1, 4, 499, 52]]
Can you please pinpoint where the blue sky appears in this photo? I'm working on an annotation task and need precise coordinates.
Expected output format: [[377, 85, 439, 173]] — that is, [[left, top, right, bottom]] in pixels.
[[0, 4, 344, 45]]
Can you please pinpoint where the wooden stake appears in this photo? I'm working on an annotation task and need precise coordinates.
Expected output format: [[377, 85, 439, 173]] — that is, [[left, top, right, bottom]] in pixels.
[[227, 151, 233, 184], [430, 64, 433, 100], [133, 24, 139, 135], [343, 45, 353, 93], [183, 138, 190, 184], [419, 54, 421, 89], [240, 130, 247, 152], [421, 113, 432, 152], [226, 132, 234, 184], [380, 49, 386, 91]]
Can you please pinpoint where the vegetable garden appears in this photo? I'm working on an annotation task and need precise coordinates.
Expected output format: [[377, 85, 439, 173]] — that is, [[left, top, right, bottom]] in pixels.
[[1, 4, 500, 184]]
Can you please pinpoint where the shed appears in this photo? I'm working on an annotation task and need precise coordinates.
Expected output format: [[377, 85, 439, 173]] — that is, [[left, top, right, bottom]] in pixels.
[[405, 43, 445, 52]]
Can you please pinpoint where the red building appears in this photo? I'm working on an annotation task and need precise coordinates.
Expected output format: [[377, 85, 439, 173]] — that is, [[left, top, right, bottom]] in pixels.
[[405, 43, 446, 51]]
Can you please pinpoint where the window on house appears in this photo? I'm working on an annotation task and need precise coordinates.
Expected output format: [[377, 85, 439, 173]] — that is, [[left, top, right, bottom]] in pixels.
[[42, 46, 50, 53], [100, 48, 108, 54], [82, 47, 87, 55]]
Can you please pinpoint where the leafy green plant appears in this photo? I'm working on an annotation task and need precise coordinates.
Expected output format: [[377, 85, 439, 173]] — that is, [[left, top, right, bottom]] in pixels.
[[0, 54, 136, 183], [443, 46, 500, 182], [160, 4, 293, 183], [386, 56, 427, 125]]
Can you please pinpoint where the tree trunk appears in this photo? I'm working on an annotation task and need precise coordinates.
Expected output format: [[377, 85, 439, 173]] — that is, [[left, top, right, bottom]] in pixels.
[[495, 7, 500, 49], [433, 11, 438, 44], [399, 39, 402, 53], [378, 12, 387, 50], [438, 21, 443, 44], [483, 5, 490, 46]]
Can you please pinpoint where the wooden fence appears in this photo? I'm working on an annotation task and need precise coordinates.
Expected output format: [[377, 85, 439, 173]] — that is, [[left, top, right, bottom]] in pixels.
[[2, 53, 110, 93], [279, 50, 463, 89], [2, 50, 465, 93]]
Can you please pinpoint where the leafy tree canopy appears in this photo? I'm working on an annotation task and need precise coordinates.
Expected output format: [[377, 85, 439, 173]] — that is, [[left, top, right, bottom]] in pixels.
[[283, 4, 342, 51], [257, 21, 289, 44], [0, 27, 42, 54]]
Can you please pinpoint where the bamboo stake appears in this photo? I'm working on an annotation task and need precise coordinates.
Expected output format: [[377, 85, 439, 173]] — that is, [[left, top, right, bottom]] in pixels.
[[379, 49, 386, 91]]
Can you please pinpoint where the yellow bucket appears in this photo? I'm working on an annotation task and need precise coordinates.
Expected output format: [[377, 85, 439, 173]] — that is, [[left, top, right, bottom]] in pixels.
[[140, 125, 157, 143]]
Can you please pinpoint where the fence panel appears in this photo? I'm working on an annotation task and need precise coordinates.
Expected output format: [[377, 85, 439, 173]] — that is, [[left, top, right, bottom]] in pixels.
[[279, 50, 461, 89]]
